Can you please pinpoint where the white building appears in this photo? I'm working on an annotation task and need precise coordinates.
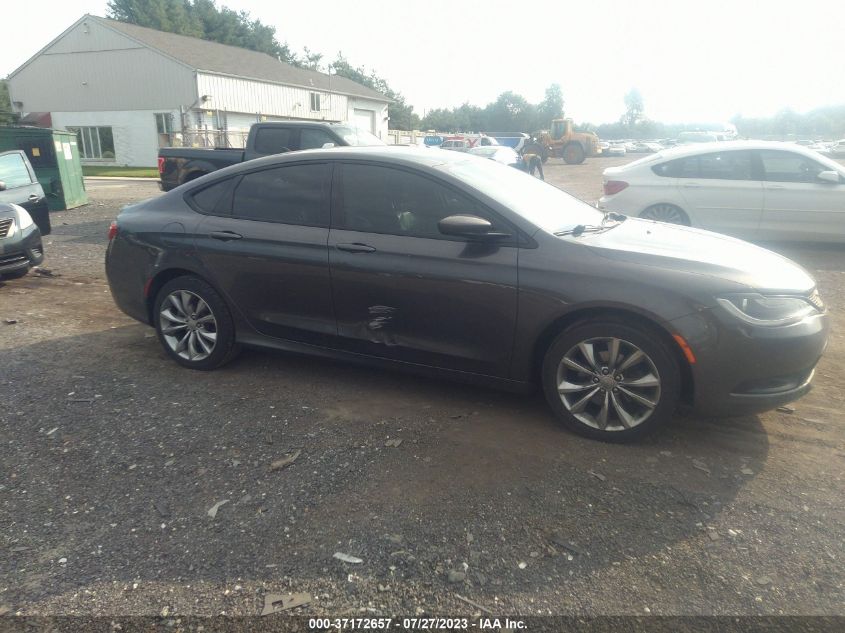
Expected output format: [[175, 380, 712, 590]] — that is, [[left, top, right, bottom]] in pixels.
[[6, 15, 390, 167]]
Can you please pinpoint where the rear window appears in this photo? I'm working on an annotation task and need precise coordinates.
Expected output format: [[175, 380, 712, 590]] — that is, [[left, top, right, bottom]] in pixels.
[[253, 127, 294, 156], [189, 178, 237, 215]]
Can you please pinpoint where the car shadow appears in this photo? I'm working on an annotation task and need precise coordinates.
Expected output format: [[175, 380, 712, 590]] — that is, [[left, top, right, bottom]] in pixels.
[[0, 326, 769, 612]]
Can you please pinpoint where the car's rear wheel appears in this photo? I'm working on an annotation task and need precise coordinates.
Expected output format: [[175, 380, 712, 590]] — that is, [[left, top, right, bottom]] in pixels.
[[640, 204, 690, 226], [153, 276, 241, 370], [542, 319, 680, 441]]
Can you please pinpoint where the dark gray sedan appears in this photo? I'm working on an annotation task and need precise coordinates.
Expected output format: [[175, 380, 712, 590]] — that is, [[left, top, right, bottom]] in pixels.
[[105, 147, 829, 441], [0, 202, 44, 278]]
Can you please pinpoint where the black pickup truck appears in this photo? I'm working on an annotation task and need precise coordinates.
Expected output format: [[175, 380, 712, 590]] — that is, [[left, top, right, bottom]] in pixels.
[[158, 121, 385, 191]]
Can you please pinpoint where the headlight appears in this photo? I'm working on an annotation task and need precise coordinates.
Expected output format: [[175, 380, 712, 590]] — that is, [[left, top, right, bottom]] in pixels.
[[13, 204, 34, 230], [717, 292, 822, 327]]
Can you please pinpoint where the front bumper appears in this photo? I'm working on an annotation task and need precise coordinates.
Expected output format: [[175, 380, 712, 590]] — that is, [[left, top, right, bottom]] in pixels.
[[0, 225, 44, 274], [670, 307, 829, 417]]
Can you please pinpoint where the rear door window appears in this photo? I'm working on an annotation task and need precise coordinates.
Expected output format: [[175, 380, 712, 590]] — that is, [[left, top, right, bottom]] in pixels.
[[232, 163, 331, 226], [0, 152, 34, 189], [657, 151, 757, 180]]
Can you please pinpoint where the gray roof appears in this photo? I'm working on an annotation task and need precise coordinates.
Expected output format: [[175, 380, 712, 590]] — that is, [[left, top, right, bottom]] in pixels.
[[92, 16, 390, 103]]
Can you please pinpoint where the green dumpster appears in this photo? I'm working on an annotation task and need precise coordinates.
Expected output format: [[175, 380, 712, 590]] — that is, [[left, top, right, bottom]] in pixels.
[[0, 126, 88, 211]]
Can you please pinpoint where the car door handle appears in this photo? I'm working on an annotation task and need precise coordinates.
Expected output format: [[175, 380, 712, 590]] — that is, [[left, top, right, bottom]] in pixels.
[[767, 184, 785, 190], [209, 230, 243, 241], [682, 182, 701, 188], [28, 194, 39, 201], [336, 242, 376, 253]]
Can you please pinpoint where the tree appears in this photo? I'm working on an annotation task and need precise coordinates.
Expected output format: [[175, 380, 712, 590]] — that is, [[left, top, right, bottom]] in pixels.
[[330, 53, 419, 131], [301, 47, 323, 71], [484, 92, 538, 135], [107, 0, 298, 64], [538, 83, 564, 124], [0, 80, 19, 125], [107, 0, 199, 36], [623, 88, 644, 127]]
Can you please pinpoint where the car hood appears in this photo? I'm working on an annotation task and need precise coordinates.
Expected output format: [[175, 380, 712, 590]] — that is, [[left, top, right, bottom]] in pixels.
[[579, 218, 816, 293]]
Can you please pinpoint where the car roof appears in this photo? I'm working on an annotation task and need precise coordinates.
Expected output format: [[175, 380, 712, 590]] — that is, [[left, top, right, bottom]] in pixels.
[[649, 140, 835, 160], [607, 139, 845, 174], [199, 146, 474, 178]]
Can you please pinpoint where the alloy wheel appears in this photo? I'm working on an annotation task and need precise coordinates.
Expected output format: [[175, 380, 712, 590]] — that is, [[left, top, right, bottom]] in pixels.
[[159, 290, 218, 361], [556, 337, 661, 431], [642, 204, 687, 225]]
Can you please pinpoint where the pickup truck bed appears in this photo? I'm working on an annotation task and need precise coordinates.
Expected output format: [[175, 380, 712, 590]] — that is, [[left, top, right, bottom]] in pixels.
[[158, 147, 243, 191], [158, 121, 385, 191]]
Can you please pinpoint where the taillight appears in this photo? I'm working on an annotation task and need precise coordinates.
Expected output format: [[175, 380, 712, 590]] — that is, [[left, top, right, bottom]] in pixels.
[[157, 156, 165, 174], [603, 180, 629, 196], [107, 221, 118, 241]]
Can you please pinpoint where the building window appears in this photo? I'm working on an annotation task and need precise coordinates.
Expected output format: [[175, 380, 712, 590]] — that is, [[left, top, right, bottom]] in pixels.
[[155, 113, 173, 135], [68, 126, 115, 160], [310, 92, 321, 112]]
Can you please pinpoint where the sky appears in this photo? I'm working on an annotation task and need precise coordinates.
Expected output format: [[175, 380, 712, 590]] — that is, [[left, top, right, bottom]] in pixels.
[[3, 0, 844, 125]]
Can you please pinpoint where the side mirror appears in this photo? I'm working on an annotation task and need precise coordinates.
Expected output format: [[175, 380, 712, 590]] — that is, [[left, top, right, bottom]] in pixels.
[[438, 214, 510, 239], [816, 170, 841, 184], [0, 181, 6, 192], [321, 142, 336, 149]]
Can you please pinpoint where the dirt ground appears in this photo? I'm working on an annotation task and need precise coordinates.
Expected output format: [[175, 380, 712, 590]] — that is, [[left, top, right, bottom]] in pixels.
[[1, 161, 843, 619]]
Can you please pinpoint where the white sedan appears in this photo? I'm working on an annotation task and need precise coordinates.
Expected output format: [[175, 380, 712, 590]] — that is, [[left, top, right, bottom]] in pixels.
[[598, 141, 845, 243]]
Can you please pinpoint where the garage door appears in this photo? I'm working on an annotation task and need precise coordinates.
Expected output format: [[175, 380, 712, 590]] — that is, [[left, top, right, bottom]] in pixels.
[[353, 109, 376, 133]]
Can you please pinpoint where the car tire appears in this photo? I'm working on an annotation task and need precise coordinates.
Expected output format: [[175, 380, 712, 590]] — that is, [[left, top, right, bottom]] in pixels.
[[563, 143, 585, 164], [640, 204, 690, 226], [153, 276, 241, 370], [541, 318, 680, 442], [1, 267, 30, 280]]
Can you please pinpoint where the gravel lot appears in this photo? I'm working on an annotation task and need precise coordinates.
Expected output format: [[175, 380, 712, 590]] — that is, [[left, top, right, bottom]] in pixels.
[[1, 161, 843, 618]]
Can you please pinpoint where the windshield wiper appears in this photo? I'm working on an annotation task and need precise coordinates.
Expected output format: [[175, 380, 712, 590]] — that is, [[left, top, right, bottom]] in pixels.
[[556, 212, 627, 237], [555, 224, 605, 237]]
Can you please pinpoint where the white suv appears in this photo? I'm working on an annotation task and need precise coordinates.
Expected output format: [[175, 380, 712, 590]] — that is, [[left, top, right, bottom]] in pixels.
[[598, 141, 845, 243]]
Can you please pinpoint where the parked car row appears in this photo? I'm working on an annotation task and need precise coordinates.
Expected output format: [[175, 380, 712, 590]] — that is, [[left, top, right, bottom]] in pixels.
[[808, 139, 845, 157]]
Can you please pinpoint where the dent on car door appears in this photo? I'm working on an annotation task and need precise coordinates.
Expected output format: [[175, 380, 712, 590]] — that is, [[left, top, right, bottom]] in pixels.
[[192, 162, 337, 344], [328, 162, 519, 377], [758, 150, 845, 241], [672, 150, 763, 237]]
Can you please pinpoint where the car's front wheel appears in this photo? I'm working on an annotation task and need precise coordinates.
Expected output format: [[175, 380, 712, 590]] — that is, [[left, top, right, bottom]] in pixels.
[[542, 319, 680, 441], [153, 276, 241, 370], [0, 267, 30, 280]]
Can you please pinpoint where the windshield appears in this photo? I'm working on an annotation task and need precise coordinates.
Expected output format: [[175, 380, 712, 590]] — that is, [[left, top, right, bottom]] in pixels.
[[442, 158, 603, 233], [333, 126, 386, 146]]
